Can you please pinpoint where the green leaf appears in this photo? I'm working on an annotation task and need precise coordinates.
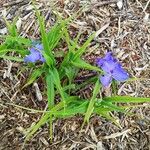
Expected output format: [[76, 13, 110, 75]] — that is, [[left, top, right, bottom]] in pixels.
[[63, 27, 71, 50], [60, 52, 74, 73], [33, 5, 55, 66], [50, 68, 65, 101], [100, 101, 125, 113], [95, 109, 121, 127], [6, 102, 50, 113], [51, 96, 74, 112], [71, 58, 102, 72], [75, 76, 97, 92], [65, 67, 76, 85], [47, 19, 67, 51], [0, 44, 6, 50], [126, 77, 149, 82], [70, 31, 81, 52], [0, 49, 29, 56], [82, 79, 101, 127], [103, 96, 150, 103], [23, 96, 77, 143], [22, 68, 45, 88], [25, 113, 50, 141], [42, 52, 54, 67], [0, 55, 23, 62], [54, 101, 88, 118], [62, 84, 76, 91], [73, 33, 95, 60], [49, 114, 53, 142], [3, 16, 18, 37], [0, 35, 31, 46], [63, 28, 81, 53], [46, 73, 55, 108]]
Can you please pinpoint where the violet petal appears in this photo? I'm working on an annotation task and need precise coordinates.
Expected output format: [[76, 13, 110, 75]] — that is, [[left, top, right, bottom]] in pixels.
[[100, 74, 112, 87], [112, 64, 129, 81]]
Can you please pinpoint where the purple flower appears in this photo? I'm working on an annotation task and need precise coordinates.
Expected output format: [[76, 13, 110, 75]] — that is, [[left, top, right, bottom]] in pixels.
[[24, 44, 45, 63], [96, 52, 129, 87]]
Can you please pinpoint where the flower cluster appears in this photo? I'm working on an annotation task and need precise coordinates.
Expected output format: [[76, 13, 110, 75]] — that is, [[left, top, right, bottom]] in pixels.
[[24, 43, 128, 88], [24, 43, 45, 63], [96, 52, 129, 87]]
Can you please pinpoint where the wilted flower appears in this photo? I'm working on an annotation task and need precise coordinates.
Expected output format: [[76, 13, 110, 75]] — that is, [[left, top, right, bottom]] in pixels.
[[96, 52, 129, 87], [24, 43, 45, 63]]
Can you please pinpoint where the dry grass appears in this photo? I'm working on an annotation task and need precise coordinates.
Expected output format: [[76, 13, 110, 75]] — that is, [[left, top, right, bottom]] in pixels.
[[0, 0, 150, 149]]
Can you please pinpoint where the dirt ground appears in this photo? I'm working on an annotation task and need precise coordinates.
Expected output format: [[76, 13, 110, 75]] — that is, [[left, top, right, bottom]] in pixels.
[[0, 0, 150, 150]]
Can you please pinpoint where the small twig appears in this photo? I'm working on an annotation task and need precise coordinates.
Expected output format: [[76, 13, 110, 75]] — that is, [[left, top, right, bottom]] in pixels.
[[143, 0, 150, 12], [33, 82, 43, 102], [3, 0, 29, 7], [92, 0, 118, 8], [103, 129, 131, 139]]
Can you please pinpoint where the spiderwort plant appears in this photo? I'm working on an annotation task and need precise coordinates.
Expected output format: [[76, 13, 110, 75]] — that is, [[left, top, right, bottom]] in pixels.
[[1, 5, 150, 146]]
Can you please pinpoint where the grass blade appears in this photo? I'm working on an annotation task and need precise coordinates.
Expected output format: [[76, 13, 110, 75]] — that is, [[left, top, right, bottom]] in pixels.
[[71, 58, 102, 72], [22, 67, 45, 88], [54, 101, 88, 118], [46, 73, 55, 108], [101, 101, 125, 113], [95, 109, 121, 127], [50, 68, 65, 101], [82, 79, 101, 127], [25, 113, 50, 141], [0, 55, 23, 62], [73, 33, 95, 60], [103, 96, 150, 103], [3, 16, 18, 37], [33, 5, 55, 65]]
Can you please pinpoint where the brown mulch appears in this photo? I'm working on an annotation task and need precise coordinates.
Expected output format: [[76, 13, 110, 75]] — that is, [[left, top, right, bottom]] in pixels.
[[0, 0, 150, 150]]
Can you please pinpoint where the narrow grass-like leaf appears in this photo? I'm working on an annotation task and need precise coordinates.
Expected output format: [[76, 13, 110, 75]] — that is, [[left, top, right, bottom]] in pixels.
[[50, 68, 65, 101], [47, 19, 68, 51], [1, 35, 31, 46], [112, 80, 117, 96], [71, 32, 81, 52], [94, 107, 117, 112], [33, 5, 55, 65], [82, 79, 101, 127], [22, 67, 45, 88], [24, 96, 78, 142], [54, 101, 88, 118], [63, 27, 71, 50], [0, 55, 23, 62], [25, 113, 50, 141], [75, 76, 97, 92], [0, 44, 6, 50], [103, 96, 150, 103], [34, 7, 49, 53], [64, 28, 81, 53], [3, 16, 18, 37], [0, 49, 29, 56], [6, 103, 50, 113], [71, 58, 102, 72], [42, 52, 54, 67], [49, 114, 53, 142], [46, 73, 55, 108], [73, 33, 95, 60], [65, 67, 76, 89], [95, 109, 121, 127], [126, 77, 149, 82], [101, 101, 125, 113], [62, 84, 76, 92]]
